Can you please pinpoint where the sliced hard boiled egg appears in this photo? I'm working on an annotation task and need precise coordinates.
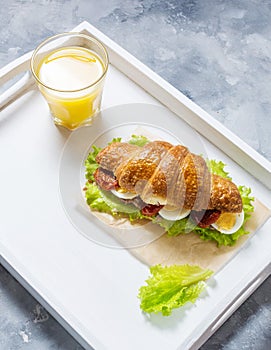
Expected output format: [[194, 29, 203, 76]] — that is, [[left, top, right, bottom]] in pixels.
[[211, 210, 244, 234], [111, 188, 138, 200], [159, 205, 191, 221]]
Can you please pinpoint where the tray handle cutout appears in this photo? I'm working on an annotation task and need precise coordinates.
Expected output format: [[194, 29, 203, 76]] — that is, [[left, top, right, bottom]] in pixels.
[[0, 51, 35, 111]]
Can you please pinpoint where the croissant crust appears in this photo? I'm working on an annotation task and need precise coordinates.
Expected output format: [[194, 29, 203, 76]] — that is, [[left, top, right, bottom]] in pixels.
[[96, 140, 243, 213]]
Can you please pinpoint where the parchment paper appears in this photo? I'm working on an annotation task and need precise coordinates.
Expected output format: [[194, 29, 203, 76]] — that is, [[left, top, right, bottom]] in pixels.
[[129, 199, 271, 272], [92, 199, 271, 272]]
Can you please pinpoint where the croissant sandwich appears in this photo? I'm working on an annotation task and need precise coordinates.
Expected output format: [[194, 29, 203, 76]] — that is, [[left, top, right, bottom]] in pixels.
[[84, 136, 254, 245]]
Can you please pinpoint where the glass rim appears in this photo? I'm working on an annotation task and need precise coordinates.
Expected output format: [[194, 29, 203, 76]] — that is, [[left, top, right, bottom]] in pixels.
[[30, 32, 109, 93]]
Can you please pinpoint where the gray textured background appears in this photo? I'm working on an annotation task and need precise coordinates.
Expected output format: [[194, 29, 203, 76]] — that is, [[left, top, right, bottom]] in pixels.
[[0, 1, 271, 349]]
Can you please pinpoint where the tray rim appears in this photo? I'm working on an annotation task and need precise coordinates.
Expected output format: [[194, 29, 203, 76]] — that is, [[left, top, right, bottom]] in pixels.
[[1, 234, 270, 350], [0, 21, 271, 350]]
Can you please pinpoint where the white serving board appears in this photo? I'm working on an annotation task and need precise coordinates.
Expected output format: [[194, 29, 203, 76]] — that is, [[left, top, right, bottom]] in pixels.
[[0, 21, 271, 350]]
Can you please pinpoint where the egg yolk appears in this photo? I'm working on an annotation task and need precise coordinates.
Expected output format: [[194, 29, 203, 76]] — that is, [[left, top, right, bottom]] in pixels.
[[215, 213, 236, 231], [116, 188, 132, 194]]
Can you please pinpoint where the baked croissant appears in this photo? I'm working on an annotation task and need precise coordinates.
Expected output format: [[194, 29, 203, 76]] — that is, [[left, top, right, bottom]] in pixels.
[[95, 140, 243, 214]]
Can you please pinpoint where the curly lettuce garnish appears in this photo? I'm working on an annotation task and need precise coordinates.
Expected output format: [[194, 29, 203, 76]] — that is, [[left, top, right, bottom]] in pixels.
[[85, 145, 101, 182], [85, 182, 146, 221], [128, 134, 149, 147], [138, 264, 213, 316], [206, 159, 231, 179]]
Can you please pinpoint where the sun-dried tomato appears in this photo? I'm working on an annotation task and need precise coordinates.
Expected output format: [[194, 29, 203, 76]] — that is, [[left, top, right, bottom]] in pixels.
[[141, 204, 164, 217], [94, 168, 118, 191]]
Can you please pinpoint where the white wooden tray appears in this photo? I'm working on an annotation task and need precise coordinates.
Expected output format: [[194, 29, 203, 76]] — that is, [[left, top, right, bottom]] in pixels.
[[0, 21, 271, 350]]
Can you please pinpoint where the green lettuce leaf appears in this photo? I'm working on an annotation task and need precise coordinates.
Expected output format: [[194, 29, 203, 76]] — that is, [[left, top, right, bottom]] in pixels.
[[128, 134, 149, 147], [85, 181, 148, 221], [85, 145, 101, 182], [152, 216, 194, 236], [239, 185, 254, 223], [85, 181, 112, 214], [206, 159, 231, 180], [138, 264, 213, 316], [108, 137, 122, 144]]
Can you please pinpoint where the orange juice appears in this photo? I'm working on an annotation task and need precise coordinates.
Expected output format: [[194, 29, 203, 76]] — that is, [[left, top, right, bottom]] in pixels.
[[36, 46, 106, 129]]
